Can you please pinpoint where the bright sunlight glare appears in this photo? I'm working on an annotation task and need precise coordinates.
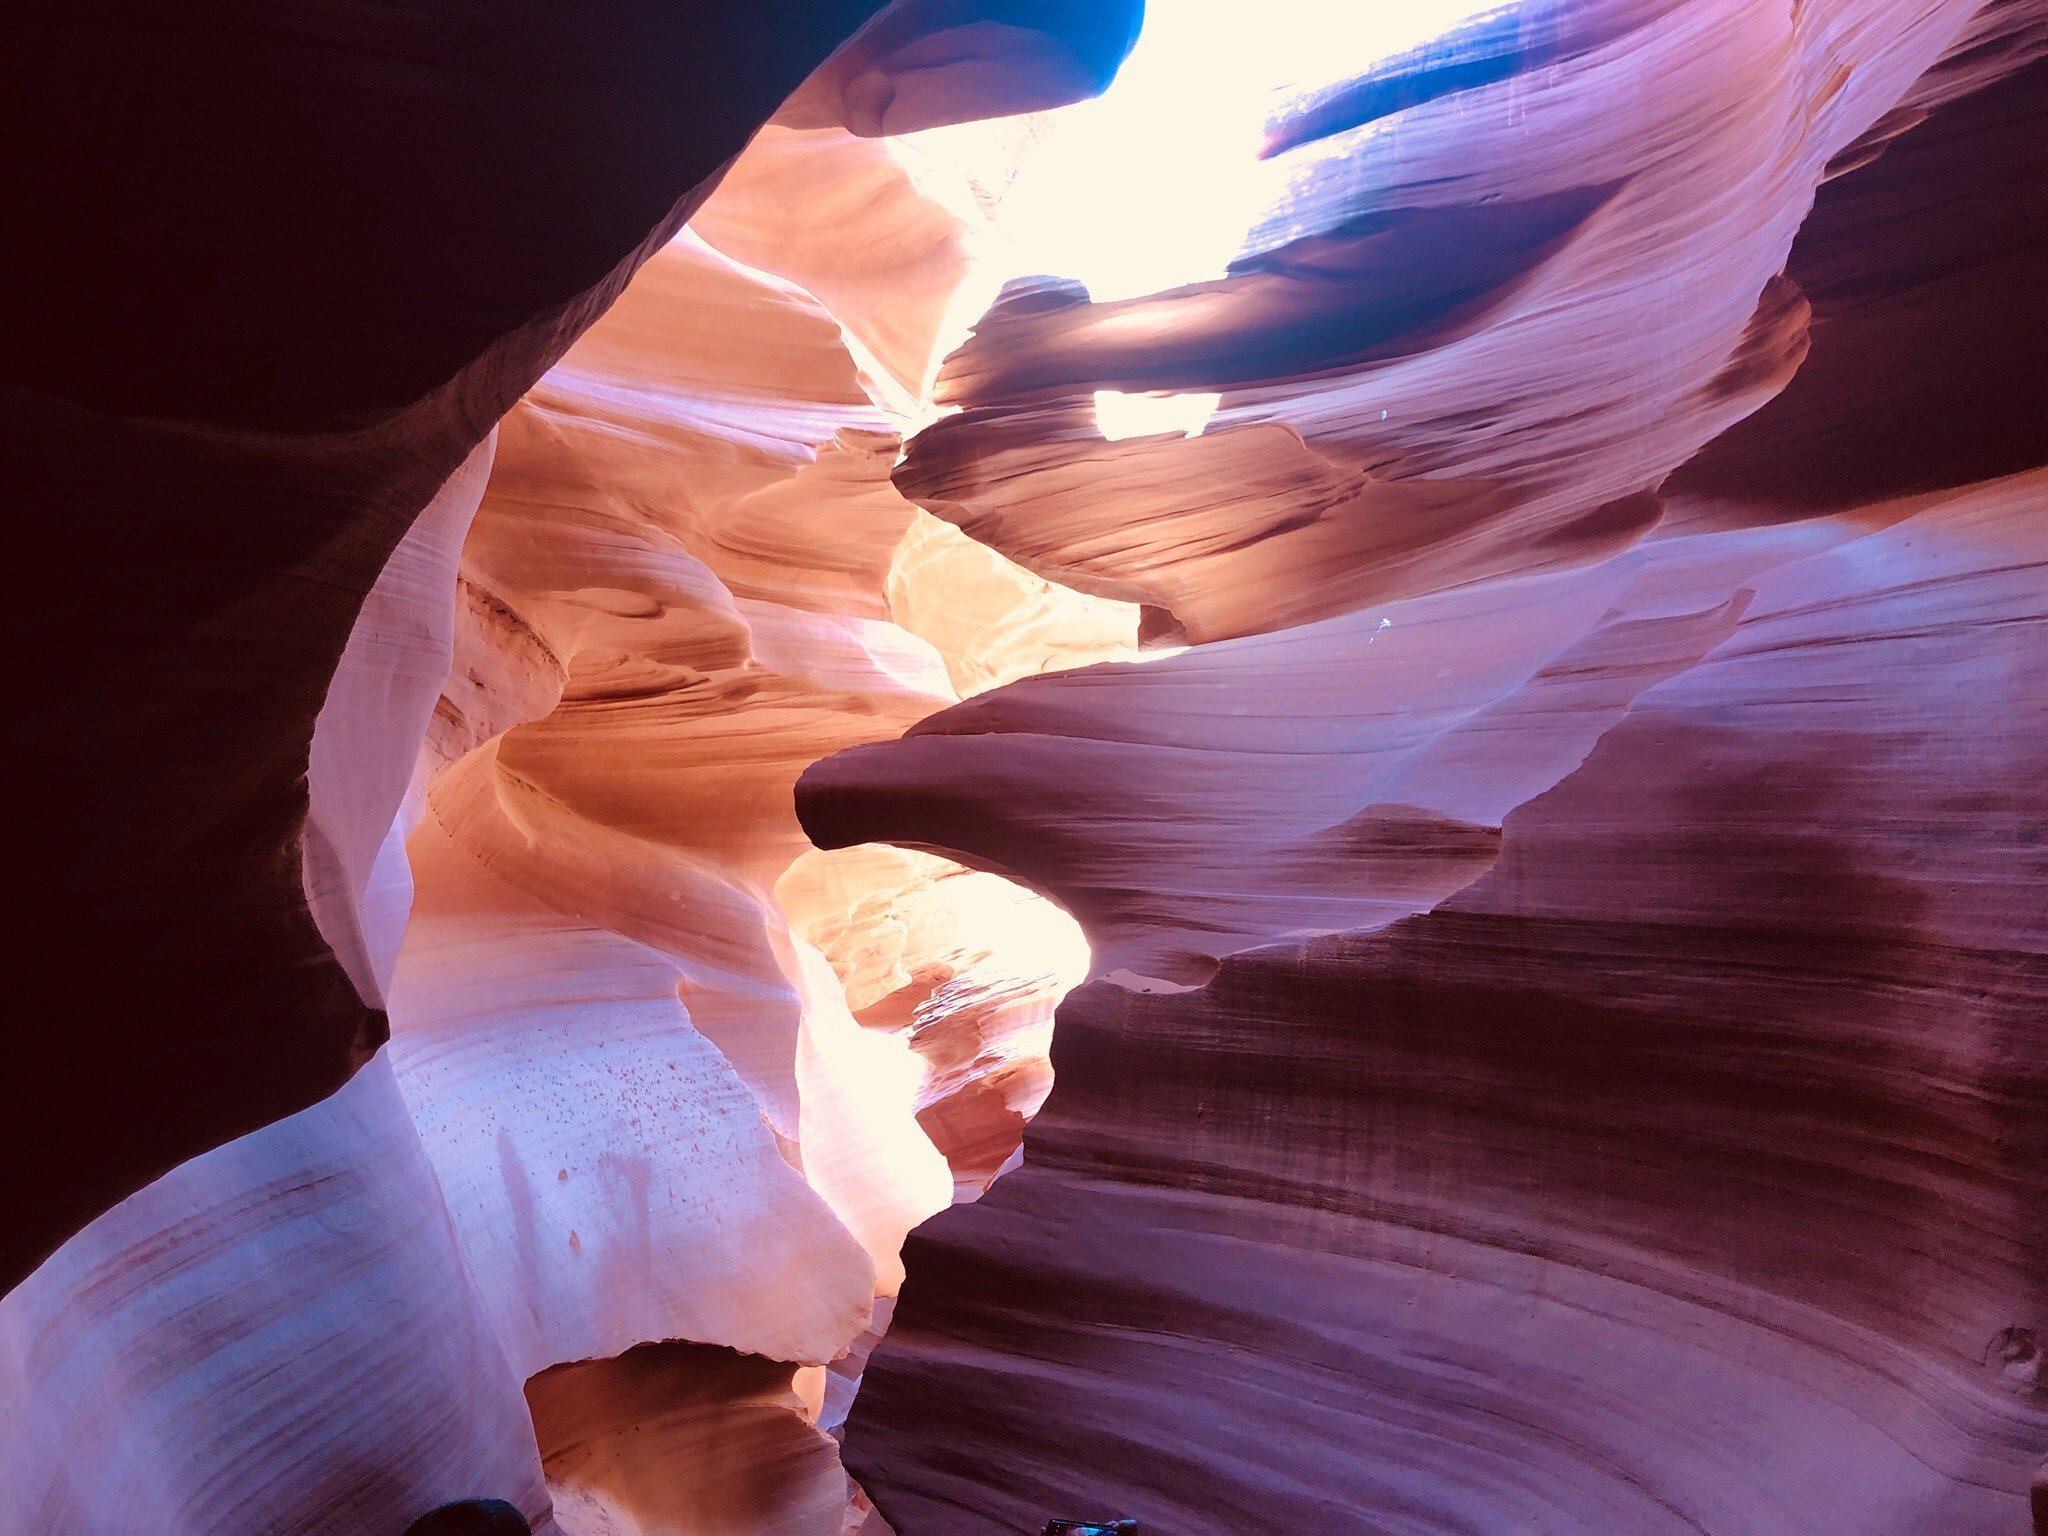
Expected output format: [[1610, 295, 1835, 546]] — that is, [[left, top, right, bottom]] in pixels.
[[892, 0, 1504, 438], [1093, 389, 1224, 441]]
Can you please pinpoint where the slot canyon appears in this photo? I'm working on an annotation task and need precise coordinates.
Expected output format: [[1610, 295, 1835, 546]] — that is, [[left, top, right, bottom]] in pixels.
[[4, 1, 2046, 1533]]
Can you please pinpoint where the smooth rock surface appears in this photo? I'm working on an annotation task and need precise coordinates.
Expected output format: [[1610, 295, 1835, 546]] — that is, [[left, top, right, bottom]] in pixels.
[[817, 12, 2048, 1535], [9, 3, 2045, 1534]]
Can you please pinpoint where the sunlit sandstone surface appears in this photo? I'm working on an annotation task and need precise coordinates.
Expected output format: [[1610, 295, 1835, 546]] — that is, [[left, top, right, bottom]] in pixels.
[[5, 1, 2047, 1534]]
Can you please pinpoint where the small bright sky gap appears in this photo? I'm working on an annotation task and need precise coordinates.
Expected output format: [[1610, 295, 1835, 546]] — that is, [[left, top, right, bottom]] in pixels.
[[893, 0, 1504, 440]]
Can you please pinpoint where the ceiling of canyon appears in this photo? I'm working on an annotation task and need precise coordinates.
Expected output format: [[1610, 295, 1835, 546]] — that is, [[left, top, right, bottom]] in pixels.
[[4, 2, 2045, 1534]]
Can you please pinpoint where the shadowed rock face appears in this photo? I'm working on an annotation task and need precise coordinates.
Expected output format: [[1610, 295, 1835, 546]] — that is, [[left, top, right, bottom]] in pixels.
[[2, 8, 891, 1525], [2, 0, 902, 1300], [404, 1501, 533, 1536], [1, 0, 1148, 1304], [5, 2, 2047, 1535], [1, 5, 1141, 1533], [832, 466, 2048, 1531]]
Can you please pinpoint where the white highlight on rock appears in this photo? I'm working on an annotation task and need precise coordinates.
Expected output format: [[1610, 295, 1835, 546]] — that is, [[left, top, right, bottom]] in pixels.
[[895, 0, 1504, 298], [1093, 389, 1225, 441]]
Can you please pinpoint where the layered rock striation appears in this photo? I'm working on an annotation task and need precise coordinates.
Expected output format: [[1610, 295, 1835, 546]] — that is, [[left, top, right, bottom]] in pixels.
[[809, 3, 2048, 1533]]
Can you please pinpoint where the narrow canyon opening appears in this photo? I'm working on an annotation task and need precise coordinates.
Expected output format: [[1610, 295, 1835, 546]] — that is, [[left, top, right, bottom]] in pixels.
[[378, 12, 1577, 1522], [378, 13, 1538, 1523], [9, 4, 2046, 1535], [376, 85, 1154, 1535]]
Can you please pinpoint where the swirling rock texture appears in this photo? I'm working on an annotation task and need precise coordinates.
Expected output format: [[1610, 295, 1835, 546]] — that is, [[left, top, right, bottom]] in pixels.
[[384, 149, 1132, 1531], [807, 2, 2048, 1533], [7, 2, 2048, 1536]]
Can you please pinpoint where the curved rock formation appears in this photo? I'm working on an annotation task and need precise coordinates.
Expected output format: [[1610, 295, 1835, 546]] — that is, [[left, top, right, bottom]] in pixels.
[[826, 468, 2048, 1533], [3, 6, 1139, 1533], [381, 184, 1134, 1413], [806, 4, 2048, 1533], [6, 1, 893, 1298]]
